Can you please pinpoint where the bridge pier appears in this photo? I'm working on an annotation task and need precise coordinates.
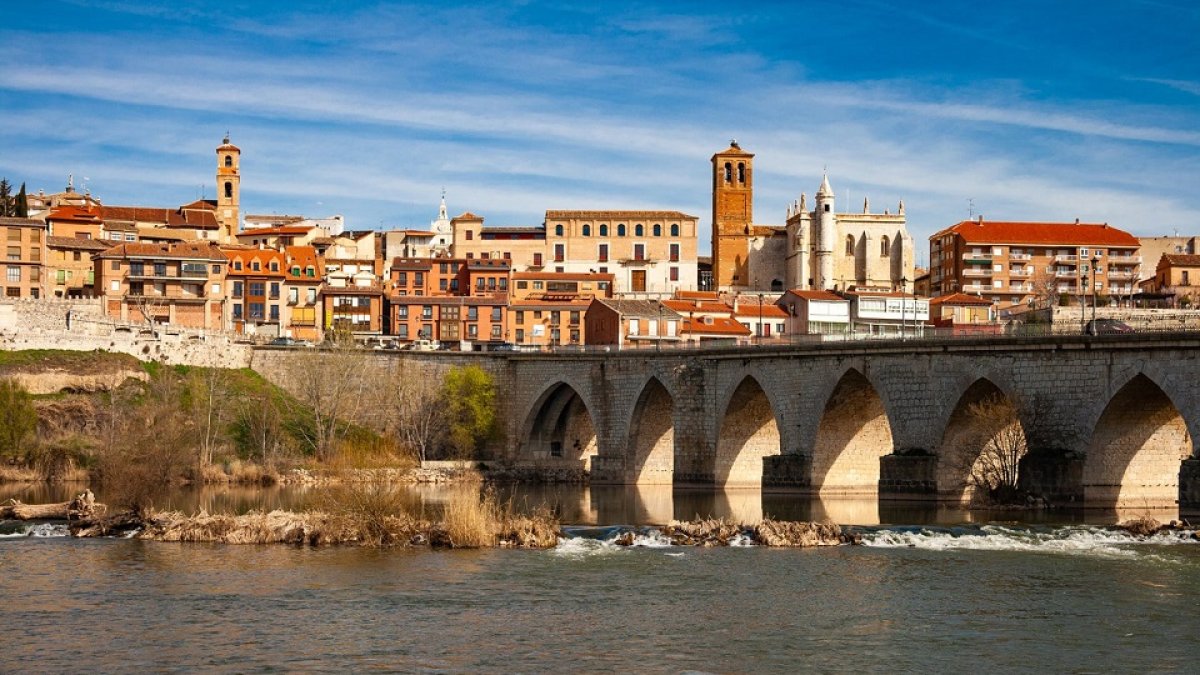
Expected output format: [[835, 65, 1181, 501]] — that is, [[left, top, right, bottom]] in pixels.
[[878, 454, 937, 499], [762, 454, 811, 489], [1179, 459, 1200, 513], [1019, 448, 1084, 504]]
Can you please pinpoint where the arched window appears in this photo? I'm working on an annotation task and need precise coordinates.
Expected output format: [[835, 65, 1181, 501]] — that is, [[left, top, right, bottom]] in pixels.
[[846, 235, 854, 256], [224, 155, 232, 167], [635, 224, 644, 237], [724, 162, 732, 183], [224, 182, 233, 199], [880, 235, 890, 257], [599, 224, 608, 237], [582, 224, 591, 237], [670, 223, 679, 237], [653, 224, 661, 237], [737, 162, 746, 183], [555, 224, 564, 237], [618, 223, 626, 237]]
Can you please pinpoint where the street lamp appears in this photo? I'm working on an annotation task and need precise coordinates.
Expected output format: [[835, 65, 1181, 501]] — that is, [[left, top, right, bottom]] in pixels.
[[1081, 267, 1090, 334], [1091, 253, 1101, 327], [757, 293, 764, 343], [900, 276, 908, 338]]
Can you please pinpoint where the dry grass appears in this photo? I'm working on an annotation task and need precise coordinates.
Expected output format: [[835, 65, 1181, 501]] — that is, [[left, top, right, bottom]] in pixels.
[[199, 460, 281, 486], [1117, 516, 1164, 537]]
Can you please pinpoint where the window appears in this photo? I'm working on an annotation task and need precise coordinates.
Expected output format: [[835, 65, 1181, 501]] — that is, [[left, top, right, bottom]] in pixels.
[[846, 235, 854, 256], [555, 224, 564, 236], [617, 224, 626, 237], [635, 224, 644, 237], [249, 282, 264, 297], [533, 281, 543, 290], [499, 278, 507, 290], [232, 281, 243, 298], [491, 325, 501, 339], [515, 310, 525, 324], [515, 329, 525, 342], [1184, 271, 1191, 285], [824, 204, 830, 213], [724, 162, 732, 182], [477, 277, 485, 290], [569, 311, 580, 325], [269, 305, 279, 321], [398, 325, 409, 338], [669, 243, 679, 262], [777, 322, 785, 335], [439, 278, 448, 291], [422, 305, 433, 319], [653, 224, 661, 237], [154, 263, 166, 276], [737, 162, 745, 183], [269, 282, 280, 299], [224, 182, 233, 199], [554, 244, 565, 262], [582, 224, 591, 237], [6, 246, 18, 261], [233, 304, 243, 319], [599, 244, 609, 262], [270, 261, 279, 272], [600, 224, 608, 237], [415, 272, 424, 287], [491, 307, 501, 321], [880, 236, 890, 257], [465, 230, 473, 240], [225, 155, 232, 167], [634, 244, 645, 261], [111, 260, 120, 271], [6, 266, 20, 282], [670, 223, 679, 237], [468, 324, 478, 338], [288, 287, 298, 303], [249, 302, 265, 320], [397, 272, 407, 286], [307, 288, 316, 303], [487, 277, 496, 290], [629, 319, 640, 335], [468, 306, 478, 320], [533, 252, 543, 267], [306, 266, 315, 277], [670, 266, 679, 281]]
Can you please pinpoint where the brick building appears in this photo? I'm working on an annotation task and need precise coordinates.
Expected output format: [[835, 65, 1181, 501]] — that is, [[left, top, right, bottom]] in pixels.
[[224, 247, 287, 336], [1, 217, 47, 298], [94, 242, 227, 329], [930, 218, 1141, 309]]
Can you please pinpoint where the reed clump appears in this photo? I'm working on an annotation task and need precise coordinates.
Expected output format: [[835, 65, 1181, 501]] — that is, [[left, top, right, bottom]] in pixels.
[[437, 487, 561, 548]]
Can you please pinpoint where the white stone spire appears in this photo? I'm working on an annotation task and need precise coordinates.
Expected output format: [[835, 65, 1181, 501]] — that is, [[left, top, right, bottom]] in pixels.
[[817, 173, 833, 198]]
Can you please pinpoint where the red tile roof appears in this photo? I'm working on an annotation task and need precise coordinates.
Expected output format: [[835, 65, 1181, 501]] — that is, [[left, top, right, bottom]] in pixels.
[[784, 289, 845, 302], [284, 246, 324, 280], [100, 205, 218, 229], [96, 241, 225, 260], [235, 225, 314, 236], [941, 220, 1138, 247], [1161, 254, 1200, 267], [47, 205, 102, 223], [930, 292, 993, 307], [682, 316, 751, 336], [661, 299, 730, 314], [224, 247, 288, 277], [453, 212, 483, 221], [674, 290, 720, 301], [733, 304, 788, 318], [513, 272, 614, 281]]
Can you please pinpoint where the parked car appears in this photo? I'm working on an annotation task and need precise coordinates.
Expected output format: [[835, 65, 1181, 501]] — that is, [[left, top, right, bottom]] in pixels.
[[407, 339, 440, 351], [269, 337, 297, 347], [1085, 318, 1134, 335]]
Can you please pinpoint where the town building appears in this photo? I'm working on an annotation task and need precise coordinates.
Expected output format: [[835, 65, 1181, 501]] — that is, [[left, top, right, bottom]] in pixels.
[[927, 292, 998, 334], [282, 246, 324, 342], [45, 236, 109, 297], [1, 217, 46, 298], [386, 257, 511, 347], [929, 218, 1142, 309], [1148, 254, 1200, 308], [775, 289, 851, 336], [381, 194, 454, 260], [709, 140, 915, 293], [509, 271, 613, 347], [449, 209, 699, 297], [584, 299, 682, 348], [224, 247, 287, 336], [843, 289, 930, 336], [94, 242, 227, 329], [680, 314, 752, 344]]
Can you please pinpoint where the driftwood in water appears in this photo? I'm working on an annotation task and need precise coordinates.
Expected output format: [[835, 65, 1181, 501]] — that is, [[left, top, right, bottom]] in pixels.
[[0, 490, 102, 521], [69, 511, 144, 538]]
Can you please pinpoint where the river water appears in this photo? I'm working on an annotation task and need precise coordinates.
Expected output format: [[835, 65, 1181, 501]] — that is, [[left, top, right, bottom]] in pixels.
[[3, 483, 1199, 672]]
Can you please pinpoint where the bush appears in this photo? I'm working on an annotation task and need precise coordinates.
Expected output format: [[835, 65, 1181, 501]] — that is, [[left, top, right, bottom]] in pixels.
[[440, 365, 498, 460], [0, 378, 36, 461]]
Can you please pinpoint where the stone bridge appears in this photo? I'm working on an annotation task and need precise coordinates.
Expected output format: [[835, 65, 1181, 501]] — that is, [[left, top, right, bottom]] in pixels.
[[496, 335, 1200, 509]]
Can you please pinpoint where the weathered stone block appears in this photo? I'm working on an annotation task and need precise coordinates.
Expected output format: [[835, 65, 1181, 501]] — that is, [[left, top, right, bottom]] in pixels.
[[763, 454, 811, 488], [879, 454, 937, 498]]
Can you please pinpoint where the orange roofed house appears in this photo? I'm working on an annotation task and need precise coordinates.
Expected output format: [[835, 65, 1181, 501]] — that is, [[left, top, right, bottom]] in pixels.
[[223, 247, 287, 336], [94, 242, 228, 329], [930, 217, 1141, 309]]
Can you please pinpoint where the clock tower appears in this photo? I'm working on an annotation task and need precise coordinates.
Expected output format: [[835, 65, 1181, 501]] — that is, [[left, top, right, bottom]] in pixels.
[[216, 135, 241, 243], [711, 140, 753, 290]]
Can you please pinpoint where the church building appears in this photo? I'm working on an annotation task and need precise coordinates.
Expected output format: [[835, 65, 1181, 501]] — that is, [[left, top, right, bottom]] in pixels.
[[710, 141, 915, 293]]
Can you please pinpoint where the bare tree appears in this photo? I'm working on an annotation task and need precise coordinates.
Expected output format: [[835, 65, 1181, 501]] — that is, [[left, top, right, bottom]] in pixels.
[[234, 390, 284, 467], [390, 363, 448, 464], [957, 394, 1032, 505], [282, 344, 371, 462], [186, 368, 230, 468]]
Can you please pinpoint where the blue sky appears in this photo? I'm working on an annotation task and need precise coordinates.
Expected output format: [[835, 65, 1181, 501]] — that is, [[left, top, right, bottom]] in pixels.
[[2, 1, 1197, 260]]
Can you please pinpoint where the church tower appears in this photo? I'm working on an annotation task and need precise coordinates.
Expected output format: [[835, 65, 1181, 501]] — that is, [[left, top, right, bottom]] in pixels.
[[711, 140, 753, 290], [814, 173, 836, 290], [215, 135, 241, 243]]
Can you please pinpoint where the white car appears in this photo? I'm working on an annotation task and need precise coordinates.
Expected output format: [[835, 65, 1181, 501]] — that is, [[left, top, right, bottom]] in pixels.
[[408, 339, 440, 351]]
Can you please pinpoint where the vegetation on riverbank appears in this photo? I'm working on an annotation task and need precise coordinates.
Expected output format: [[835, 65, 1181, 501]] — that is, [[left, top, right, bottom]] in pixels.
[[0, 349, 500, 512]]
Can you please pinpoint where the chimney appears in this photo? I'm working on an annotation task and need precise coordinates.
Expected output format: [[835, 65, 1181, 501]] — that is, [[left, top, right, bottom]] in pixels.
[[977, 215, 984, 225], [732, 294, 740, 312], [1075, 218, 1080, 225]]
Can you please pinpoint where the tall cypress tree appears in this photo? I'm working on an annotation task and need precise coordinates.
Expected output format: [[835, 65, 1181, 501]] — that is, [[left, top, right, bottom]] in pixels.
[[15, 183, 27, 218], [0, 178, 11, 217]]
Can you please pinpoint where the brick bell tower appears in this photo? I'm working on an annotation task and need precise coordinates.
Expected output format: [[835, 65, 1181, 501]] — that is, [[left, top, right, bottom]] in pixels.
[[711, 140, 753, 290], [215, 134, 241, 243]]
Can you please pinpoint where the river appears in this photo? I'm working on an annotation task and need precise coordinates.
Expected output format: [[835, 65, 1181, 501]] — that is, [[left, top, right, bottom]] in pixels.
[[3, 483, 1198, 672]]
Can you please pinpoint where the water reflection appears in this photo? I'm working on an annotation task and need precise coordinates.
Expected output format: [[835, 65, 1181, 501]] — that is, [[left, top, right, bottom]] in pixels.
[[0, 481, 1183, 527]]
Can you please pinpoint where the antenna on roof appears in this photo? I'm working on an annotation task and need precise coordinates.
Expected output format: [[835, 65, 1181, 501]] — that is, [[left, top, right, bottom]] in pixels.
[[967, 198, 975, 219]]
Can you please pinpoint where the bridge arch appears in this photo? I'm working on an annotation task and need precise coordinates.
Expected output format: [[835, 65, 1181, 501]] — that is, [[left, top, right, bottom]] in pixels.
[[713, 374, 782, 487], [626, 376, 676, 484], [811, 368, 894, 495], [1083, 373, 1191, 508], [518, 381, 598, 470], [935, 378, 1028, 504]]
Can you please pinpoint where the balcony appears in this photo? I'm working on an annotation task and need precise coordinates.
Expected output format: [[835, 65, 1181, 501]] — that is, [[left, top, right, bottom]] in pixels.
[[1108, 255, 1142, 265], [962, 268, 993, 277], [1009, 267, 1032, 277], [1053, 268, 1078, 278], [962, 252, 992, 262], [128, 270, 209, 281], [1009, 253, 1032, 261], [1054, 255, 1078, 263], [1106, 271, 1136, 280], [619, 257, 655, 266]]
